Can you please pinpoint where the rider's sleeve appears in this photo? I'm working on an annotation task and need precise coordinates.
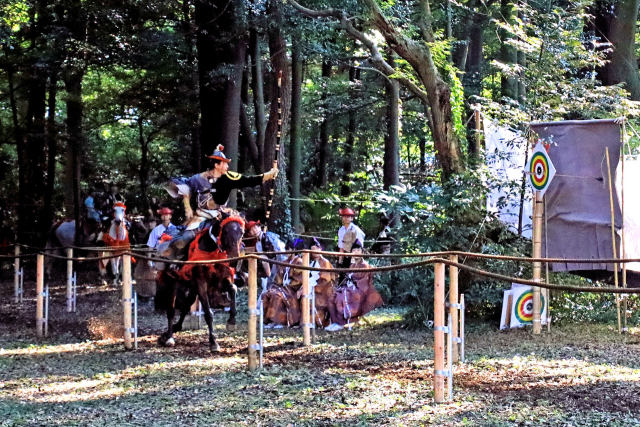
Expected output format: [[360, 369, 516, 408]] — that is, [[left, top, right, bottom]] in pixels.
[[224, 171, 263, 189], [166, 177, 191, 198]]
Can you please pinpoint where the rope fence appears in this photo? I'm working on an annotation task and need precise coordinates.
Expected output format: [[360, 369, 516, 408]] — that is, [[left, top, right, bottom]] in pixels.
[[6, 243, 640, 404]]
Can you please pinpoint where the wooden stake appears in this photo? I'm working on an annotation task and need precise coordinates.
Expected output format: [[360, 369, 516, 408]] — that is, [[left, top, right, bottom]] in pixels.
[[122, 254, 133, 350], [621, 123, 628, 332], [434, 263, 446, 403], [14, 246, 20, 303], [474, 109, 482, 151], [449, 255, 459, 362], [302, 252, 311, 346], [532, 191, 543, 334], [36, 254, 44, 338], [605, 147, 621, 333], [248, 257, 258, 370], [66, 248, 74, 312]]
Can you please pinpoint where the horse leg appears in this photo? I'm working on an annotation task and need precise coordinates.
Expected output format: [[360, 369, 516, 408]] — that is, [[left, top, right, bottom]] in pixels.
[[196, 277, 220, 353], [111, 257, 121, 285], [158, 281, 178, 347], [172, 289, 197, 333], [98, 252, 109, 286], [225, 281, 238, 331]]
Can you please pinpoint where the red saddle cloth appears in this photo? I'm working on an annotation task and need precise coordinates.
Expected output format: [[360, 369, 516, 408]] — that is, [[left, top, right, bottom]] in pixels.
[[177, 229, 234, 282]]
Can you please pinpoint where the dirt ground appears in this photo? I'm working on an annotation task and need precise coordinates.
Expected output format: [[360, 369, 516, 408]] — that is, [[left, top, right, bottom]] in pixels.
[[1, 266, 640, 426]]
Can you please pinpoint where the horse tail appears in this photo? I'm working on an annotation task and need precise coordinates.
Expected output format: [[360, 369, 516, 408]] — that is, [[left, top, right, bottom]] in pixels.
[[154, 270, 176, 313]]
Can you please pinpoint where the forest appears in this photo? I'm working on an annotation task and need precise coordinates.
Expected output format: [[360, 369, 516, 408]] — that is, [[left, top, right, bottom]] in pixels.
[[3, 1, 640, 424]]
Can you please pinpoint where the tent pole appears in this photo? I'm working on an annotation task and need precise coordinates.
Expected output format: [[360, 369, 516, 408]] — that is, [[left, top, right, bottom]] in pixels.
[[621, 120, 628, 332], [605, 147, 621, 334]]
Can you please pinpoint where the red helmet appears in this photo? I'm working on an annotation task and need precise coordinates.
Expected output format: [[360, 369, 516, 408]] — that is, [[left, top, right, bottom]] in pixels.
[[246, 220, 261, 230], [113, 202, 126, 210], [156, 207, 173, 215], [338, 207, 355, 217]]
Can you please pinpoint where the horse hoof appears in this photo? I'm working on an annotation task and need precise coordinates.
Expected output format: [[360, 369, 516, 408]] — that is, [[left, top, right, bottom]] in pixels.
[[210, 342, 221, 353], [165, 337, 175, 347], [226, 323, 236, 332]]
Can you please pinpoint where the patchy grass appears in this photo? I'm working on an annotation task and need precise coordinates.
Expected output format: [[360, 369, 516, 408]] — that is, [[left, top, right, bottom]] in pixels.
[[1, 276, 640, 425]]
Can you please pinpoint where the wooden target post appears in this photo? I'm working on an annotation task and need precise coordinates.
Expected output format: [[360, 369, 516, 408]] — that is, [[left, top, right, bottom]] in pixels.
[[433, 262, 446, 403], [122, 254, 133, 350], [449, 255, 459, 362], [248, 257, 258, 370], [36, 254, 45, 338], [301, 252, 311, 346], [532, 191, 543, 334]]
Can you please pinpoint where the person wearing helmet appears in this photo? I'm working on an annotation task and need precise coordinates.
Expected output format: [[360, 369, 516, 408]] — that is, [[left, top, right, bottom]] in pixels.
[[167, 144, 278, 225], [146, 207, 176, 249], [164, 144, 278, 251], [337, 207, 365, 282]]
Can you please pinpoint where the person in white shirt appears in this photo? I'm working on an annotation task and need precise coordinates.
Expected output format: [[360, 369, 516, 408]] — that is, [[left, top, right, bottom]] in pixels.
[[337, 207, 365, 275], [147, 207, 176, 249]]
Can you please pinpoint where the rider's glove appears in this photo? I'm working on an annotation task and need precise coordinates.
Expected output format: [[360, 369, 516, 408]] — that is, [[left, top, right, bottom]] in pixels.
[[262, 167, 279, 182]]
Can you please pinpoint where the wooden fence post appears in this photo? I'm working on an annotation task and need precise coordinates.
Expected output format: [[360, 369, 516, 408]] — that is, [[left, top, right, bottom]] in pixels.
[[122, 254, 133, 350], [434, 262, 446, 403], [449, 254, 459, 362], [248, 256, 258, 370], [66, 248, 74, 312], [14, 246, 20, 303], [36, 254, 44, 338], [302, 252, 311, 346]]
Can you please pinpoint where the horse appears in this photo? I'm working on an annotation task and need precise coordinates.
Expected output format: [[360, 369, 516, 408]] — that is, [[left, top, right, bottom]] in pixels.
[[155, 213, 245, 352], [45, 217, 103, 280], [99, 202, 131, 285]]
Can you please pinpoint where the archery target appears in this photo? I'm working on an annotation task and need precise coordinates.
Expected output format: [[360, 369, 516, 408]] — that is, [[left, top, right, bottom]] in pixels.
[[509, 285, 548, 327], [525, 141, 556, 195]]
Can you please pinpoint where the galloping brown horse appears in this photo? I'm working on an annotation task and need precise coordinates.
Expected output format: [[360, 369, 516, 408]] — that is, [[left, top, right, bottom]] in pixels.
[[155, 214, 244, 352]]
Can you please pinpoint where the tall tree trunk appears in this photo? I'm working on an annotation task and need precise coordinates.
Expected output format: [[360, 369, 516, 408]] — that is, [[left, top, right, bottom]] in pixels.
[[264, 0, 291, 231], [64, 71, 84, 242], [221, 33, 247, 208], [250, 30, 266, 170], [181, 0, 201, 173], [43, 70, 58, 232], [316, 60, 332, 187], [500, 0, 519, 100], [289, 40, 303, 229], [590, 0, 640, 100], [195, 0, 229, 160], [465, 7, 485, 159], [138, 117, 149, 214], [383, 53, 400, 190]]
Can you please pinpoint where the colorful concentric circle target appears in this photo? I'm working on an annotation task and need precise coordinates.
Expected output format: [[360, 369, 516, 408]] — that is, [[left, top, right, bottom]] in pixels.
[[514, 290, 545, 323], [525, 141, 556, 195]]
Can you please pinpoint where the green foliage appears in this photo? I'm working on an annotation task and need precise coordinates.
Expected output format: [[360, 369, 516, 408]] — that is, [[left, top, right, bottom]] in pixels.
[[373, 172, 531, 327]]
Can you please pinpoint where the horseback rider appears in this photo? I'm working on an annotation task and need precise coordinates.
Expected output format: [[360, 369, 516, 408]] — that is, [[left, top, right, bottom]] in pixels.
[[337, 207, 365, 283], [164, 144, 278, 253]]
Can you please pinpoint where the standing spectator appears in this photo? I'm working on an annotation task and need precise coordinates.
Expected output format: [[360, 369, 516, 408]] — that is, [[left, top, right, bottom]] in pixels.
[[147, 207, 176, 249], [337, 207, 365, 282]]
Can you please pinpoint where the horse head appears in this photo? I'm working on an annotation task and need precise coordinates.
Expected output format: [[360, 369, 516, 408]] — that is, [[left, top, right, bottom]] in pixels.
[[113, 202, 126, 225], [217, 216, 245, 258]]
